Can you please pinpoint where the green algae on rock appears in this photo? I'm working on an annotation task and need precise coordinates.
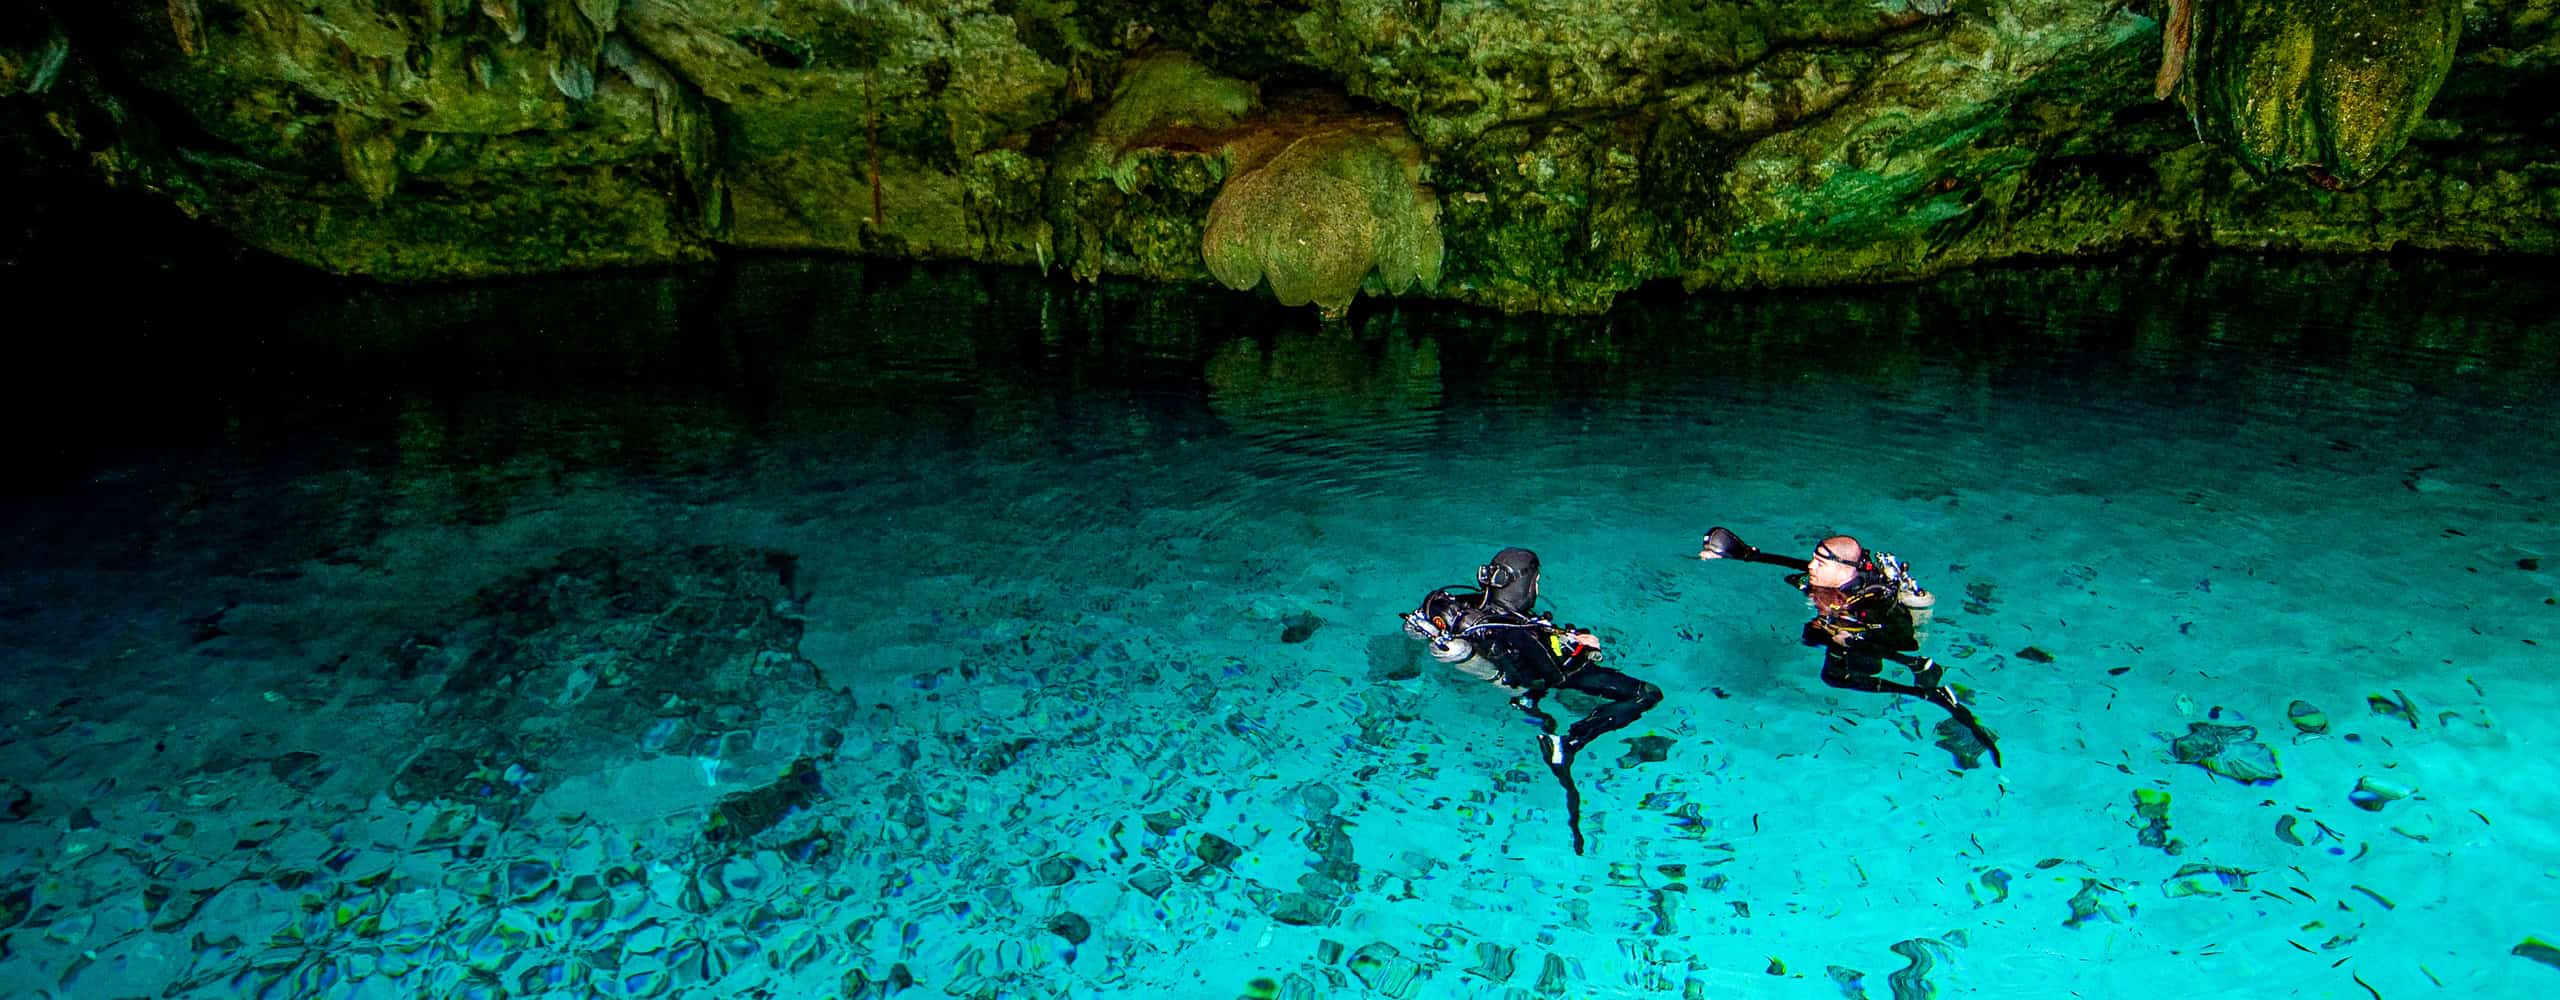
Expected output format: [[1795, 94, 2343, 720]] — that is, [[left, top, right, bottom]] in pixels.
[[1202, 112, 1444, 317], [2182, 0, 2464, 189], [6, 0, 2553, 312]]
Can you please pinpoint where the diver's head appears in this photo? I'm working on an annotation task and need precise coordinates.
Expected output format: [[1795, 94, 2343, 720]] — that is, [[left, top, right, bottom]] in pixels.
[[1808, 535, 1863, 588], [1478, 547, 1541, 613]]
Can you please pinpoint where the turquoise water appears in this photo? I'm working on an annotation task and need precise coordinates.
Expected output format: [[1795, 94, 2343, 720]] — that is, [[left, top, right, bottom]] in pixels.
[[2, 255, 2556, 999]]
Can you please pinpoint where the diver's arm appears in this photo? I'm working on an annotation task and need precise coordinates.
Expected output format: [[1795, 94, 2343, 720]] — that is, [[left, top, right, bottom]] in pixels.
[[1552, 622, 1602, 665], [1803, 617, 1858, 647], [1821, 589, 1921, 654], [1699, 530, 1809, 571]]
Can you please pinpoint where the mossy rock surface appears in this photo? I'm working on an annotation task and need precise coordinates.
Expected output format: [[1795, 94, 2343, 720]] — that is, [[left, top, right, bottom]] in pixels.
[[2184, 0, 2466, 188], [7, 0, 2554, 311]]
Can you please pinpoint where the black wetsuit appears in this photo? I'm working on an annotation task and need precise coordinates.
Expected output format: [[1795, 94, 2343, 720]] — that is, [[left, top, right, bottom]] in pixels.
[[1415, 587, 1663, 756], [1794, 567, 1933, 696]]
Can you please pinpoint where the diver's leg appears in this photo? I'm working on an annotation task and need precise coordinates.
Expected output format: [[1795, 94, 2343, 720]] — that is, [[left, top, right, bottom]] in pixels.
[[1557, 668, 1664, 757], [1820, 648, 1932, 697], [1507, 688, 1572, 764]]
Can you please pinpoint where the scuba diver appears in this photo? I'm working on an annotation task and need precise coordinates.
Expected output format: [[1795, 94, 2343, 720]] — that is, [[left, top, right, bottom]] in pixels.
[[1698, 526, 2001, 766], [1402, 547, 1662, 853]]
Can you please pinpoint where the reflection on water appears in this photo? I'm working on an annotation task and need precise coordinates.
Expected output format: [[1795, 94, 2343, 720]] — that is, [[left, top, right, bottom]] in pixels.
[[0, 252, 2545, 589], [5, 251, 2547, 600], [14, 253, 2550, 491]]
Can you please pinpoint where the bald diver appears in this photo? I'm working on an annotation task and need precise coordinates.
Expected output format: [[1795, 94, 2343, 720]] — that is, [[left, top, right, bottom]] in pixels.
[[1698, 526, 2001, 767]]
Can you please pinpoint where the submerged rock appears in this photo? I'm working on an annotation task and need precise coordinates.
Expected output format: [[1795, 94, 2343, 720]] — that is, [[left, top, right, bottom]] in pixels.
[[1976, 868, 2013, 906], [1267, 891, 1336, 927], [2163, 722, 2282, 783], [1031, 855, 1082, 887], [1127, 868, 1173, 899], [1887, 935, 1960, 999], [2062, 878, 2128, 928], [1934, 718, 1997, 770], [1618, 734, 1675, 767], [2514, 937, 2560, 972], [1195, 832, 1243, 868], [2348, 775, 2414, 812], [2161, 863, 2253, 897], [1349, 941, 1424, 998], [2272, 813, 2338, 847], [2132, 788, 2177, 852], [1466, 942, 1519, 984], [2366, 690, 2421, 729], [1279, 611, 1323, 644], [701, 757, 824, 848]]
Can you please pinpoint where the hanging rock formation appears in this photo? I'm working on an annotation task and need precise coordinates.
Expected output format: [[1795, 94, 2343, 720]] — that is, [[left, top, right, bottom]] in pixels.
[[2174, 0, 2466, 190], [3, 0, 2554, 315]]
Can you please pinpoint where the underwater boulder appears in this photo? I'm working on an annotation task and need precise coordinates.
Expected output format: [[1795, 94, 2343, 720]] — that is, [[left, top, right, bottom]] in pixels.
[[2163, 721, 2282, 783]]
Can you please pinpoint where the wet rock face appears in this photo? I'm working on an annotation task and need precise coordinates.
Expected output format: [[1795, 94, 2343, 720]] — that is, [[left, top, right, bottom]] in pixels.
[[2182, 0, 2464, 188], [10, 0, 2552, 312]]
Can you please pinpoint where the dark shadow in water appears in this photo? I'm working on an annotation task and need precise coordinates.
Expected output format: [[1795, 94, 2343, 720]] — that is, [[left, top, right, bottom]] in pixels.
[[2, 251, 2552, 505]]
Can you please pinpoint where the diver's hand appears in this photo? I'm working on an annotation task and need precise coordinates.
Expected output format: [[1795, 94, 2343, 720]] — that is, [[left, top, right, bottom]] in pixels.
[[1810, 620, 1853, 647], [1699, 526, 1755, 560]]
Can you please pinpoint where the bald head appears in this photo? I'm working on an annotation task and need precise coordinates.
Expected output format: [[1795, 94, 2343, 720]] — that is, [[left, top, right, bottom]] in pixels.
[[1808, 535, 1863, 587]]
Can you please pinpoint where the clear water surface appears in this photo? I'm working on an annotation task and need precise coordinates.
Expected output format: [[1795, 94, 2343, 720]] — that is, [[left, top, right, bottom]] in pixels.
[[1, 254, 2555, 999]]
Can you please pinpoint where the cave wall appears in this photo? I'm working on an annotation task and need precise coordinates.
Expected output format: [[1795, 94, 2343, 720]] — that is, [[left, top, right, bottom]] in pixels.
[[4, 0, 2553, 314]]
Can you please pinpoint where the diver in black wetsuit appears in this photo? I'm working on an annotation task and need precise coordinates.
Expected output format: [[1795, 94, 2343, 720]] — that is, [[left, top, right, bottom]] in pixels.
[[1794, 534, 1956, 705], [1699, 526, 2000, 766], [1402, 547, 1663, 767], [1403, 547, 1663, 854]]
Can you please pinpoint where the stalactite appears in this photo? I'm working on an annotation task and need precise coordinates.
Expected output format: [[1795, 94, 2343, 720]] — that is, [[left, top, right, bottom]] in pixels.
[[676, 93, 725, 236], [480, 0, 525, 44], [603, 37, 674, 133], [574, 0, 620, 34], [24, 23, 70, 92], [600, 36, 654, 87], [397, 131, 442, 174], [468, 41, 500, 89], [2154, 0, 2193, 101], [166, 0, 207, 57], [547, 57, 594, 100], [541, 0, 600, 100], [866, 64, 885, 229], [604, 35, 724, 236], [334, 114, 402, 205], [389, 43, 425, 94]]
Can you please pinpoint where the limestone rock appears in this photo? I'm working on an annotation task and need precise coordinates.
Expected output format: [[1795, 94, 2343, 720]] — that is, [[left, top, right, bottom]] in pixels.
[[2184, 0, 2464, 188], [10, 1, 2556, 311]]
